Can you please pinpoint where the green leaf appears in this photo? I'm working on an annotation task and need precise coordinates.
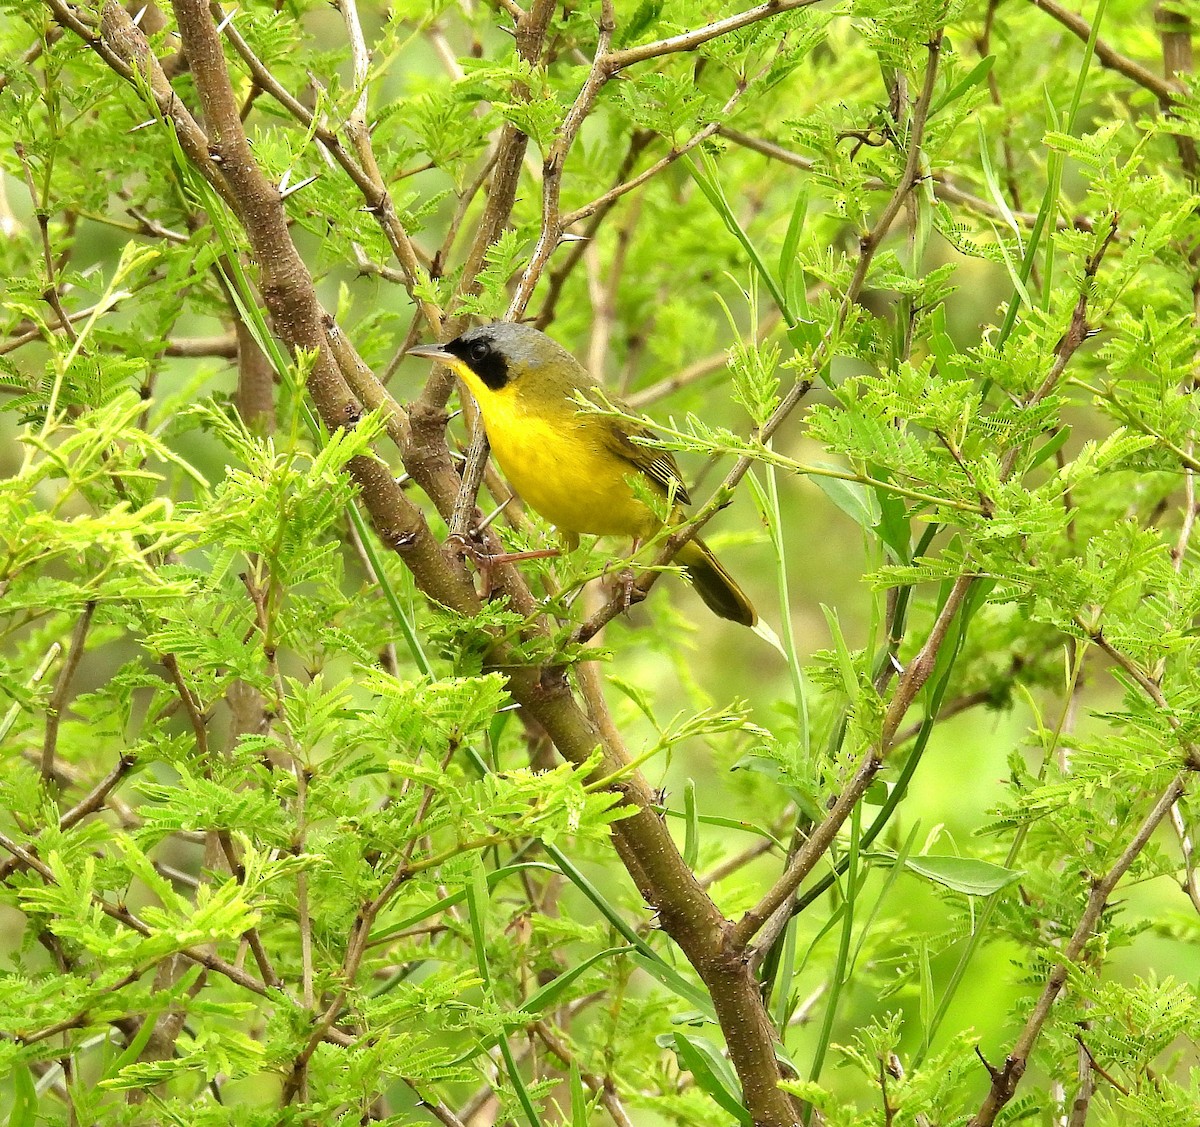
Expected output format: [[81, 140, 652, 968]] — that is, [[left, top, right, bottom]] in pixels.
[[519, 947, 633, 1016], [901, 855, 1026, 896], [810, 464, 882, 530], [6, 1064, 37, 1127], [931, 55, 994, 118], [671, 1033, 752, 1126]]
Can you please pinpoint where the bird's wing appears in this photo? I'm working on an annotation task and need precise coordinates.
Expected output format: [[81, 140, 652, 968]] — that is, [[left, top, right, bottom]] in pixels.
[[600, 416, 692, 507]]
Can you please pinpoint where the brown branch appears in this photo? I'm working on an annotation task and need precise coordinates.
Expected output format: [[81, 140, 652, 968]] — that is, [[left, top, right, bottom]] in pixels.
[[0, 301, 119, 357], [1169, 802, 1200, 914], [735, 209, 1119, 949], [209, 0, 442, 334], [1087, 626, 1200, 768], [160, 650, 209, 759], [534, 130, 654, 330], [0, 749, 139, 883], [233, 319, 276, 431], [717, 125, 1091, 231], [445, 1, 617, 539], [45, 1, 232, 207], [968, 773, 1189, 1126], [732, 570, 973, 951], [40, 600, 95, 781], [164, 333, 238, 357], [533, 1020, 635, 1127], [626, 313, 782, 408], [1154, 3, 1200, 180], [431, 144, 501, 280], [605, 0, 825, 71], [561, 117, 726, 228], [15, 141, 77, 350], [1027, 0, 1176, 102], [508, 0, 618, 321], [1074, 1033, 1131, 1097]]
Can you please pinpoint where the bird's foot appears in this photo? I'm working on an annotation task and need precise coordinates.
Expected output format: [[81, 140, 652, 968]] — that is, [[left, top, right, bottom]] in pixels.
[[601, 565, 645, 615], [448, 530, 559, 597]]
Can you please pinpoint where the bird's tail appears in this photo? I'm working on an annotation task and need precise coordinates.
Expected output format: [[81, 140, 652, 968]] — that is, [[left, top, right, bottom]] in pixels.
[[676, 537, 757, 627]]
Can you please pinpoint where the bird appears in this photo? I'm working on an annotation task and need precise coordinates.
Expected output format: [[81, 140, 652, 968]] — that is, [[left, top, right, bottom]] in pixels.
[[409, 321, 757, 627]]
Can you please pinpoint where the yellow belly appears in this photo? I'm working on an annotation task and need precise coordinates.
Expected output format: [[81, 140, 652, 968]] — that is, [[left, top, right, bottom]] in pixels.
[[480, 396, 660, 540]]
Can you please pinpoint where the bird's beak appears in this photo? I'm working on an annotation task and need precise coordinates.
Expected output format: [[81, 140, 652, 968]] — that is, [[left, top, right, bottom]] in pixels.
[[407, 343, 456, 364]]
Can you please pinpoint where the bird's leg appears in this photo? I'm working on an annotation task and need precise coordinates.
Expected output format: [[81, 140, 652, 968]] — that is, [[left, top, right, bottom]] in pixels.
[[599, 538, 643, 613], [619, 538, 642, 611]]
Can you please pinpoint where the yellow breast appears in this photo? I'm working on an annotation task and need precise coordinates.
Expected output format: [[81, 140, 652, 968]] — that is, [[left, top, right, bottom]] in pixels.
[[470, 382, 660, 541]]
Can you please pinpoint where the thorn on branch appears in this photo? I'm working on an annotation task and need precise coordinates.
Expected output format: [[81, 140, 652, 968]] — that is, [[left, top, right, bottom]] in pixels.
[[975, 1044, 1002, 1082], [279, 174, 319, 200]]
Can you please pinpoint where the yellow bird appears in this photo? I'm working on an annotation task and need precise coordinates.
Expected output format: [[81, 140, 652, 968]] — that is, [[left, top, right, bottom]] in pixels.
[[410, 321, 756, 627]]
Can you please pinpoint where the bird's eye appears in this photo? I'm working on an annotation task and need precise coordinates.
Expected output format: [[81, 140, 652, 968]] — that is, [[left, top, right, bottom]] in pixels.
[[468, 340, 490, 362]]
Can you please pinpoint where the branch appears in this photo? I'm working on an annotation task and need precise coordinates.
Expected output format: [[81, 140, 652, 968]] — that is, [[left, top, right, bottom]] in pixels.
[[446, 1, 617, 538], [40, 600, 95, 781], [561, 117, 726, 227], [209, 0, 442, 333], [0, 750, 139, 883], [507, 0, 618, 321], [626, 312, 782, 408], [534, 130, 654, 330], [533, 1020, 635, 1127], [605, 0, 825, 71], [733, 209, 1119, 946], [1027, 0, 1177, 103], [44, 1, 233, 208], [968, 773, 1189, 1126], [1155, 0, 1200, 180], [717, 125, 1091, 231], [164, 333, 238, 357]]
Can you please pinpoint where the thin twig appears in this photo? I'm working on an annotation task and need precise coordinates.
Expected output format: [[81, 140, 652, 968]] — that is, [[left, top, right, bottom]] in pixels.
[[1027, 0, 1176, 103], [535, 131, 654, 330], [40, 601, 95, 781], [533, 1020, 635, 1127], [1074, 1033, 1131, 1096], [0, 750, 139, 882], [626, 313, 782, 408], [717, 125, 1089, 231], [605, 0, 825, 71], [968, 774, 1188, 1126], [161, 651, 209, 759], [15, 141, 77, 348], [561, 118, 726, 228], [210, 0, 442, 333], [447, 0, 618, 539]]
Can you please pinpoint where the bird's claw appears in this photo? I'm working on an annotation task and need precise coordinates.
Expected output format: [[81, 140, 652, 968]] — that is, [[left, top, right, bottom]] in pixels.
[[447, 529, 559, 598]]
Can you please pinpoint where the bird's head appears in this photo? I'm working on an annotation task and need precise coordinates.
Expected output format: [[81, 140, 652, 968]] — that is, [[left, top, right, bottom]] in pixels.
[[409, 321, 587, 399]]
